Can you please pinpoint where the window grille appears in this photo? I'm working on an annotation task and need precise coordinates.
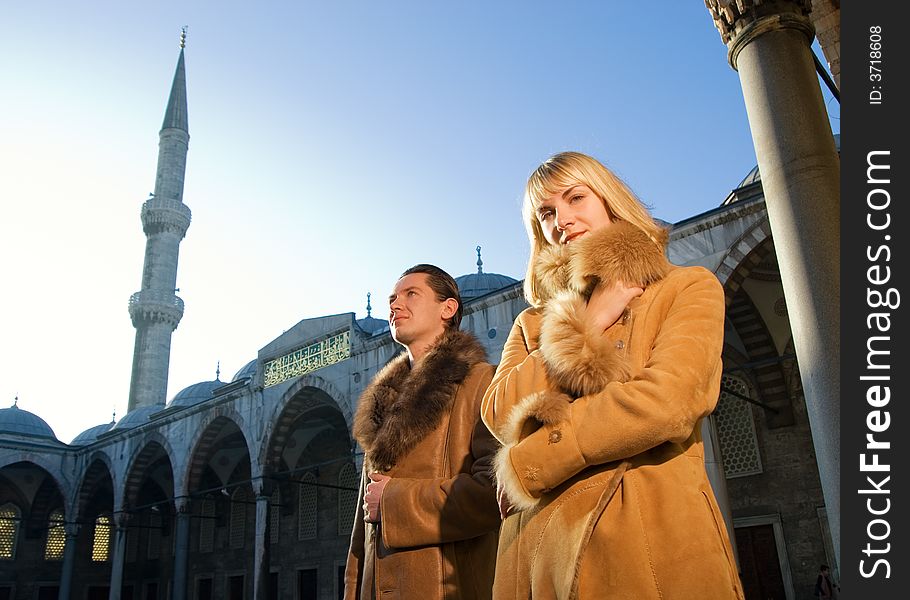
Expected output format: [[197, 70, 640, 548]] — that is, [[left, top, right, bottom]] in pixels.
[[44, 509, 66, 561], [199, 499, 215, 553], [230, 487, 250, 549], [298, 473, 317, 540], [716, 374, 763, 477], [91, 515, 112, 562], [0, 503, 20, 559], [337, 463, 358, 536], [147, 513, 162, 559], [270, 489, 281, 545]]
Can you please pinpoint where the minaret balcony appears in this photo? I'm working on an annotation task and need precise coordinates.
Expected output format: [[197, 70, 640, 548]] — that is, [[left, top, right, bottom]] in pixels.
[[141, 197, 192, 236], [128, 290, 185, 328]]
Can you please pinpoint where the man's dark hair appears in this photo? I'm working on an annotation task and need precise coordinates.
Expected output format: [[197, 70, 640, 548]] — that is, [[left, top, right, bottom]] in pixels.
[[820, 565, 829, 571], [400, 264, 463, 330]]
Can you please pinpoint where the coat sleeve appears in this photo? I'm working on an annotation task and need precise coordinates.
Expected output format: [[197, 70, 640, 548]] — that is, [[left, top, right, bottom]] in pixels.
[[480, 308, 555, 443], [342, 468, 367, 600], [379, 365, 501, 549], [497, 270, 725, 508]]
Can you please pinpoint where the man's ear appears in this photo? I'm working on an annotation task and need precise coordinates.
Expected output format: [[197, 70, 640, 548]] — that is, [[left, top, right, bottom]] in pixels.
[[441, 298, 459, 320]]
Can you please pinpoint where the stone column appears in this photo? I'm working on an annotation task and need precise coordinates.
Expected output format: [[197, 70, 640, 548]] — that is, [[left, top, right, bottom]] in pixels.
[[252, 479, 274, 600], [57, 522, 80, 600], [108, 513, 129, 600], [705, 0, 841, 563], [172, 499, 191, 600]]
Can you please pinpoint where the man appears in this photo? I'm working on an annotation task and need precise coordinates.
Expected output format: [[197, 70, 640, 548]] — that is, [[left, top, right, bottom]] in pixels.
[[344, 264, 500, 600], [814, 565, 839, 599]]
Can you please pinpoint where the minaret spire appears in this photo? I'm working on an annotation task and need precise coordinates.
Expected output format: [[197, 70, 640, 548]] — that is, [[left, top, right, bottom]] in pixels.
[[127, 35, 193, 411]]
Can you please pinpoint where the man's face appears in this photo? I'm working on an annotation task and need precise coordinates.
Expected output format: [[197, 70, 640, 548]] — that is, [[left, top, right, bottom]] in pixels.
[[388, 273, 452, 349]]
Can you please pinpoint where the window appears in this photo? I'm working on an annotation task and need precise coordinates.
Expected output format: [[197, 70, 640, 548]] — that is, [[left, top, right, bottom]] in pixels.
[[0, 503, 20, 559], [92, 514, 112, 562], [199, 499, 215, 553], [270, 489, 281, 545], [337, 464, 358, 536], [298, 474, 317, 540], [230, 488, 250, 549], [147, 513, 162, 559], [45, 509, 65, 560], [715, 374, 763, 478]]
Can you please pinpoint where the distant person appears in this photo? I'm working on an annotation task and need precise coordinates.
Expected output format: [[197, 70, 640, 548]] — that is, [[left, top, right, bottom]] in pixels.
[[343, 264, 500, 600], [815, 565, 840, 599], [482, 151, 744, 598]]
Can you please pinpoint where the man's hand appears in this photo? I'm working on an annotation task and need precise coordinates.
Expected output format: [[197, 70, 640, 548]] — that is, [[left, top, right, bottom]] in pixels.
[[363, 472, 391, 523]]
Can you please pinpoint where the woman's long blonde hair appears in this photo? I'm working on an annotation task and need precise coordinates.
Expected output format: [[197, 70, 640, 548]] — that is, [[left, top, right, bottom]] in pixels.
[[522, 151, 666, 306]]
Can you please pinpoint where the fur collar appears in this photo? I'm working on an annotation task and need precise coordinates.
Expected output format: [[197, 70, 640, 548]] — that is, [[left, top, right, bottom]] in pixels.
[[352, 329, 487, 470], [534, 221, 671, 303]]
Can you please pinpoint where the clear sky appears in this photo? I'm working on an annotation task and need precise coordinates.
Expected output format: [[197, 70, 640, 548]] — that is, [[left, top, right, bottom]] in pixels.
[[0, 1, 840, 444]]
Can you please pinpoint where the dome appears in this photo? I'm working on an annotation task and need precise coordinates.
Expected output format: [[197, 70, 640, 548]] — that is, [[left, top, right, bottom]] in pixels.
[[111, 405, 161, 431], [0, 403, 57, 440], [169, 379, 224, 408], [232, 359, 257, 382], [455, 246, 518, 301], [356, 316, 389, 336], [70, 421, 115, 446], [455, 272, 518, 300]]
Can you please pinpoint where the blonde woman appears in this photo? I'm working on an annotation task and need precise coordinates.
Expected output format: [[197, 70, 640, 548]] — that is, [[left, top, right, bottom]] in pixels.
[[483, 152, 744, 599]]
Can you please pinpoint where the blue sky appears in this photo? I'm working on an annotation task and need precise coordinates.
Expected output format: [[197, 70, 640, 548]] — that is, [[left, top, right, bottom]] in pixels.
[[0, 1, 840, 443]]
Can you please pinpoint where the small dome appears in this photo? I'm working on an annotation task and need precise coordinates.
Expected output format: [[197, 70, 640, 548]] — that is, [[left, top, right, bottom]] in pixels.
[[0, 403, 57, 440], [169, 380, 223, 408], [232, 359, 257, 382], [111, 405, 161, 431], [455, 272, 519, 300], [70, 421, 115, 446], [356, 316, 389, 336]]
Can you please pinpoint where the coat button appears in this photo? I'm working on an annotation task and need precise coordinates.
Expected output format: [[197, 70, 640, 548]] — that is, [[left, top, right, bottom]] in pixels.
[[615, 340, 625, 350], [548, 430, 562, 444], [621, 310, 631, 324]]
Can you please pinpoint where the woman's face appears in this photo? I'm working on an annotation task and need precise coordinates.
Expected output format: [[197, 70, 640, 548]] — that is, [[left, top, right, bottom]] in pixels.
[[535, 184, 612, 246]]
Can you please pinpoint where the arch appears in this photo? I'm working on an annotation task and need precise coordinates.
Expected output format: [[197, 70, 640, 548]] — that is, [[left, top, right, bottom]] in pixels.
[[0, 456, 70, 501], [280, 374, 353, 431], [123, 437, 177, 510], [261, 384, 353, 474], [713, 217, 774, 306], [77, 458, 115, 523], [182, 411, 249, 498]]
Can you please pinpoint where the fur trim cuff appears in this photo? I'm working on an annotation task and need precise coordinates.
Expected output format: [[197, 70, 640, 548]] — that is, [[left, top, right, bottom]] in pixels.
[[540, 291, 630, 397], [495, 443, 540, 512], [500, 391, 572, 445]]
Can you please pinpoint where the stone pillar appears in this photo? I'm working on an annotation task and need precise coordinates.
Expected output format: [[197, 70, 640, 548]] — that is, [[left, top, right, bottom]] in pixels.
[[252, 479, 274, 600], [705, 0, 841, 563], [172, 499, 192, 600], [57, 522, 79, 600], [108, 513, 129, 600], [702, 417, 740, 566]]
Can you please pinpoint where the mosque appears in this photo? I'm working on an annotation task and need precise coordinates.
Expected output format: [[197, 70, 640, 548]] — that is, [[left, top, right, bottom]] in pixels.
[[1, 3, 841, 599]]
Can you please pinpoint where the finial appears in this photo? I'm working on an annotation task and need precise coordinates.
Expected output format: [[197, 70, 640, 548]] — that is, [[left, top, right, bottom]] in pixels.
[[476, 246, 483, 274], [111, 408, 116, 424], [180, 26, 187, 49], [216, 361, 221, 381], [13, 394, 18, 408], [366, 292, 372, 318]]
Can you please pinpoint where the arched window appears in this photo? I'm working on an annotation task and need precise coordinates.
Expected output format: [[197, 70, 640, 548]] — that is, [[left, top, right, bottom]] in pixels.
[[230, 487, 250, 549], [298, 473, 317, 541], [199, 498, 215, 553], [0, 503, 21, 559], [715, 374, 764, 478], [270, 488, 281, 545], [337, 463, 358, 536], [91, 514, 112, 562], [45, 509, 65, 560]]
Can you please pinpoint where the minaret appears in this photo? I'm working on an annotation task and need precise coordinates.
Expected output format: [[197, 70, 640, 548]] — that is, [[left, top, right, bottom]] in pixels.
[[127, 29, 192, 411]]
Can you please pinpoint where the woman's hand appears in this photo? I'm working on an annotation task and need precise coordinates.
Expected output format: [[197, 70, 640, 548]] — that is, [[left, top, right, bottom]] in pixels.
[[585, 280, 644, 333]]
